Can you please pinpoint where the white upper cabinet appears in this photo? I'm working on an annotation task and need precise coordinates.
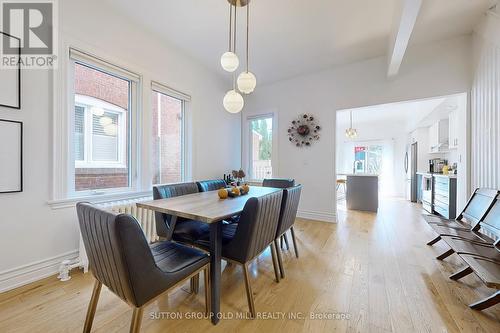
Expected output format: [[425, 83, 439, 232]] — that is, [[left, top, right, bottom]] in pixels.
[[429, 119, 449, 153], [448, 111, 459, 149]]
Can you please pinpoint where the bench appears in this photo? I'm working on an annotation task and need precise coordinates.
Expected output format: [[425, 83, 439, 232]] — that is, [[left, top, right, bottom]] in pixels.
[[428, 195, 500, 310]]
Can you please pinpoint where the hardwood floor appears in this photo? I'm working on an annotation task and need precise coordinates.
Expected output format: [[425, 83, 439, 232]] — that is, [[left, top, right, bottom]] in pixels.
[[1, 198, 499, 332]]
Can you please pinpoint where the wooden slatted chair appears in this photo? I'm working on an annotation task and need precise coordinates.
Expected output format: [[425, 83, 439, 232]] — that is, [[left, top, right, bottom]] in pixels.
[[424, 189, 498, 254], [434, 197, 500, 310]]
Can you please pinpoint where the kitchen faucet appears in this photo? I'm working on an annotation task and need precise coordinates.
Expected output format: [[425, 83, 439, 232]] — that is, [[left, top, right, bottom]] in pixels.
[[353, 160, 360, 174]]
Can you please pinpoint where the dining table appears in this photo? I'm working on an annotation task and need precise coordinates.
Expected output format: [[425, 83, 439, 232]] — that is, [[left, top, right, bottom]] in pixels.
[[136, 185, 282, 325]]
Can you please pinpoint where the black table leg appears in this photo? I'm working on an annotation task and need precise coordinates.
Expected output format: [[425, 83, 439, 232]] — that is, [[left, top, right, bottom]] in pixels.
[[209, 221, 222, 325]]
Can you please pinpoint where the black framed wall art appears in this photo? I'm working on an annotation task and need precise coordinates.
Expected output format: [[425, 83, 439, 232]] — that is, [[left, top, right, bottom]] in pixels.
[[0, 32, 21, 109], [0, 119, 23, 193]]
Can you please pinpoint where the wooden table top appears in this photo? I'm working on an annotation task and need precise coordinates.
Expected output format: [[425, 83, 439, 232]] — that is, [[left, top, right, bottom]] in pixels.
[[137, 186, 282, 223]]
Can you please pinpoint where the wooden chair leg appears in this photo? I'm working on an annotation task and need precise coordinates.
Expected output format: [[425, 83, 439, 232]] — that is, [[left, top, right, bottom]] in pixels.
[[449, 266, 473, 281], [270, 243, 280, 283], [242, 263, 256, 318], [436, 248, 454, 260], [283, 233, 290, 250], [469, 291, 500, 311], [274, 239, 285, 278], [290, 226, 299, 258], [427, 235, 441, 246], [83, 280, 102, 333], [129, 307, 144, 333], [204, 266, 210, 316], [190, 274, 199, 294]]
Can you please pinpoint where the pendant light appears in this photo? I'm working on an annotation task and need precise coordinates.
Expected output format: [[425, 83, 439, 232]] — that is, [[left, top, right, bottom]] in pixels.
[[220, 4, 239, 72], [237, 3, 257, 94], [223, 1, 244, 113], [222, 0, 254, 113], [345, 111, 358, 138]]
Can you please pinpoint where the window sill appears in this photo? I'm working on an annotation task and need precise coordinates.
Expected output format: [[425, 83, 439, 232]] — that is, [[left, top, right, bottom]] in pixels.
[[48, 190, 152, 210]]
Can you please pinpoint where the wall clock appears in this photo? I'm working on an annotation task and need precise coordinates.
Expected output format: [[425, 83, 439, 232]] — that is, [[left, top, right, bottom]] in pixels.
[[287, 114, 321, 147]]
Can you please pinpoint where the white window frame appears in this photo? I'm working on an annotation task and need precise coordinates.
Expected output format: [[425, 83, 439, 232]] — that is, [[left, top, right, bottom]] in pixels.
[[65, 48, 141, 197], [151, 81, 190, 184], [74, 95, 127, 169], [244, 113, 277, 182]]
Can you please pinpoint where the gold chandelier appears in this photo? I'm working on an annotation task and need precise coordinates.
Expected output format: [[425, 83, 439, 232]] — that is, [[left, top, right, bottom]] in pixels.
[[345, 111, 358, 138]]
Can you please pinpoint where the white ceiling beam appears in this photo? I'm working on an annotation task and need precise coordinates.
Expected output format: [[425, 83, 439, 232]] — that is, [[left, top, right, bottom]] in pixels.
[[387, 0, 423, 77]]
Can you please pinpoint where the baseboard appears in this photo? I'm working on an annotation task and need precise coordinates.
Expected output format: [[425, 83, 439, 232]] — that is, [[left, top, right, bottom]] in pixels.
[[297, 209, 337, 223], [0, 250, 79, 293]]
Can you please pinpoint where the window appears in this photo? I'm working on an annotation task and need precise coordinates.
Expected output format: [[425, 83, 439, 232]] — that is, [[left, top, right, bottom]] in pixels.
[[354, 145, 383, 174], [74, 95, 126, 167], [151, 82, 188, 184], [69, 49, 139, 195], [248, 116, 273, 180]]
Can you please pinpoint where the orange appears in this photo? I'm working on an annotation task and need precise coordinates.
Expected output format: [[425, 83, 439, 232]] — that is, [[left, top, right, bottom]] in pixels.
[[218, 188, 228, 199], [241, 184, 250, 193], [231, 187, 241, 196]]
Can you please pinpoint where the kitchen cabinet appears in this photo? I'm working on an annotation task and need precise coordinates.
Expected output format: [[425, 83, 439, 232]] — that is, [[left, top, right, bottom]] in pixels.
[[429, 119, 449, 153], [448, 111, 459, 149], [433, 175, 457, 219]]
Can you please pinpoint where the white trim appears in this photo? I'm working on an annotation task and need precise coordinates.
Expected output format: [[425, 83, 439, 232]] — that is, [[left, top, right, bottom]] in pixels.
[[244, 112, 277, 181], [151, 81, 191, 101], [57, 45, 142, 199], [297, 210, 337, 223], [151, 86, 188, 183], [70, 48, 141, 82], [48, 190, 153, 209], [0, 250, 79, 293]]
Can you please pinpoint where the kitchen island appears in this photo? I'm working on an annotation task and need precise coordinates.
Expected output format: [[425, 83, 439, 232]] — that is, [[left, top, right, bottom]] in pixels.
[[343, 174, 379, 212]]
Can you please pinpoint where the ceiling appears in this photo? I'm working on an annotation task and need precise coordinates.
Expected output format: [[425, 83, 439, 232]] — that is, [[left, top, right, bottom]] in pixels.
[[336, 94, 461, 139], [104, 0, 494, 85]]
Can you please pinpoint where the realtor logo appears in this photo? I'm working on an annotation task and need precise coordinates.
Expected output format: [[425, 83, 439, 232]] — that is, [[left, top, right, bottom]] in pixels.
[[1, 0, 58, 69]]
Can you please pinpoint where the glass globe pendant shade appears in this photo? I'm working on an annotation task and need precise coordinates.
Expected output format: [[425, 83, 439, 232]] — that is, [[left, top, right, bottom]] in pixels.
[[223, 89, 244, 113], [104, 124, 118, 136], [99, 116, 113, 127], [237, 71, 257, 94], [220, 52, 239, 72]]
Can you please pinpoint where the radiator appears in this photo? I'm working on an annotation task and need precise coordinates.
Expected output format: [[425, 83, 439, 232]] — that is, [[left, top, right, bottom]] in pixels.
[[59, 196, 156, 281]]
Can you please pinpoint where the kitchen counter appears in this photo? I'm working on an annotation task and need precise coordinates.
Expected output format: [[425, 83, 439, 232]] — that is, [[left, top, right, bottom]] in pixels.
[[416, 172, 457, 179], [345, 174, 378, 212]]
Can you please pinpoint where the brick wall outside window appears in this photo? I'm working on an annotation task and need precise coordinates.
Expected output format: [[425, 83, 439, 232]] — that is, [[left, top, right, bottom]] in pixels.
[[74, 64, 183, 191]]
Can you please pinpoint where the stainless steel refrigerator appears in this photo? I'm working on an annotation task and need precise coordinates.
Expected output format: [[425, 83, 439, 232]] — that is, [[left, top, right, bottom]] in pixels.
[[405, 142, 418, 202]]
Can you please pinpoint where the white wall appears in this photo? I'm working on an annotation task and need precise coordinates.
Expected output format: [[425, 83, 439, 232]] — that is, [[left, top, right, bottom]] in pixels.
[[245, 35, 472, 221], [471, 11, 500, 190], [0, 0, 240, 290]]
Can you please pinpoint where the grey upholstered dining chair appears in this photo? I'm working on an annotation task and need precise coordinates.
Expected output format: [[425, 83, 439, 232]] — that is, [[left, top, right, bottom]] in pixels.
[[196, 179, 227, 192], [262, 178, 296, 250], [193, 190, 283, 318], [153, 182, 209, 243], [76, 203, 210, 333], [262, 178, 295, 188], [274, 185, 302, 278]]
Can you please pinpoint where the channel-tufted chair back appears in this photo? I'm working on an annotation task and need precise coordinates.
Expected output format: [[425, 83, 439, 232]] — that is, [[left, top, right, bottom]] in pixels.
[[276, 185, 302, 237], [224, 190, 283, 263], [76, 202, 154, 306], [262, 178, 295, 189], [196, 179, 227, 192], [153, 182, 199, 239]]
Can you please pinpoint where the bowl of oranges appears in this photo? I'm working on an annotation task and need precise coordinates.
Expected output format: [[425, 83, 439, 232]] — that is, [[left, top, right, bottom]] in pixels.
[[218, 184, 250, 199]]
